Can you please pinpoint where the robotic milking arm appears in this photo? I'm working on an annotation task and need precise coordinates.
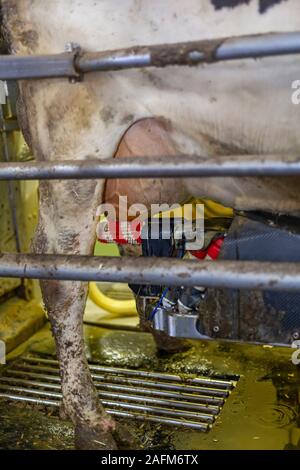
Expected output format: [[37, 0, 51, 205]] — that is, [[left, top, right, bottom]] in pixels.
[[97, 203, 300, 346], [97, 209, 228, 341]]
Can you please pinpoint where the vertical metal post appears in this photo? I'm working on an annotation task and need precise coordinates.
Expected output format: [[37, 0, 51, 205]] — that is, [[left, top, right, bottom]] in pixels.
[[0, 103, 24, 293]]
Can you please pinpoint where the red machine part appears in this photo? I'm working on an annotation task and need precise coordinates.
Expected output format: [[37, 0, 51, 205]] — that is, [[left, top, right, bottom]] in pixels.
[[97, 220, 224, 259], [189, 236, 225, 260]]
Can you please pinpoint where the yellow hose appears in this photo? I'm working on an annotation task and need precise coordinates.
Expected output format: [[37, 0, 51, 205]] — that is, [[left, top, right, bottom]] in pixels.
[[89, 282, 137, 316]]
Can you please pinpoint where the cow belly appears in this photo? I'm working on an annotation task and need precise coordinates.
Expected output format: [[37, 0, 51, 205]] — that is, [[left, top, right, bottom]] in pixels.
[[11, 56, 300, 214], [4, 0, 300, 211]]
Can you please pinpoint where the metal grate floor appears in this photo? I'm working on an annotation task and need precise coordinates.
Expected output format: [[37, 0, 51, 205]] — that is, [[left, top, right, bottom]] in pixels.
[[0, 356, 238, 432]]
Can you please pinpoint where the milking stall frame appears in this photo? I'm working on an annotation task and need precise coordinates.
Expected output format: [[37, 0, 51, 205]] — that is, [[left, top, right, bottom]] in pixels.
[[1, 27, 300, 457], [0, 31, 300, 288]]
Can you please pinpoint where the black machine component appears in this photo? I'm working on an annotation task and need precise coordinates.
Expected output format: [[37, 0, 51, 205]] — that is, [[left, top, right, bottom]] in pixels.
[[129, 218, 186, 298], [129, 213, 300, 345], [129, 217, 213, 340], [199, 215, 300, 345]]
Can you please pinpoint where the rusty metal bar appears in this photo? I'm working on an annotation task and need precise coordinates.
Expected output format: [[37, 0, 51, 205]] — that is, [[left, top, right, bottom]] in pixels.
[[1, 32, 300, 81], [0, 154, 300, 180], [0, 253, 300, 291], [77, 32, 300, 73]]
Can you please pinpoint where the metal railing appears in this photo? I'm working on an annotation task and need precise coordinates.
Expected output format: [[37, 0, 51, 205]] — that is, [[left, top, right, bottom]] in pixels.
[[0, 154, 300, 179], [1, 32, 300, 80], [0, 254, 299, 291], [0, 31, 300, 291]]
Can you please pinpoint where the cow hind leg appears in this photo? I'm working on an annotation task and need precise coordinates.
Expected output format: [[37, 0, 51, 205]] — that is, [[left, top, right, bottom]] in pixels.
[[41, 279, 118, 449], [33, 180, 134, 449]]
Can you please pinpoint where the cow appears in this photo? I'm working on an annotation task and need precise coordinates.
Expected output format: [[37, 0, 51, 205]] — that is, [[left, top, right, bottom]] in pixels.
[[2, 0, 300, 449]]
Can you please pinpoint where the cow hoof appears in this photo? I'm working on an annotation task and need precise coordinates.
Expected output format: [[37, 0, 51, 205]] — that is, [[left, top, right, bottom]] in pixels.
[[157, 342, 190, 354], [75, 424, 118, 450], [153, 331, 191, 354], [139, 317, 191, 354], [113, 423, 141, 450], [59, 402, 69, 421]]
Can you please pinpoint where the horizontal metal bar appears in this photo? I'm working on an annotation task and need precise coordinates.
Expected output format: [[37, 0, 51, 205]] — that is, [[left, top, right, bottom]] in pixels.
[[0, 377, 220, 415], [0, 383, 61, 399], [0, 52, 79, 80], [0, 392, 60, 407], [0, 118, 19, 132], [9, 365, 228, 397], [0, 377, 224, 408], [0, 253, 300, 291], [0, 392, 208, 431], [77, 32, 300, 72], [1, 32, 300, 81], [106, 409, 209, 431], [0, 382, 217, 418], [7, 368, 228, 398], [23, 356, 233, 388], [0, 154, 300, 180], [0, 375, 224, 405], [216, 31, 300, 60]]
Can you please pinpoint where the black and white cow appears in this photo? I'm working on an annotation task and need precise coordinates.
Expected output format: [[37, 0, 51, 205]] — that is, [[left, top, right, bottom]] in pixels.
[[2, 0, 300, 449]]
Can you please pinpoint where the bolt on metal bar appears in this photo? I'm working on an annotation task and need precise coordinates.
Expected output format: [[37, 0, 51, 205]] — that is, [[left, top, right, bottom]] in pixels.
[[1, 32, 300, 81], [0, 253, 300, 291], [0, 154, 300, 180]]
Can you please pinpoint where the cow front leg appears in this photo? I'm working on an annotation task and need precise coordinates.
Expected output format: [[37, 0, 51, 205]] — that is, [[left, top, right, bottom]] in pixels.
[[32, 180, 134, 449]]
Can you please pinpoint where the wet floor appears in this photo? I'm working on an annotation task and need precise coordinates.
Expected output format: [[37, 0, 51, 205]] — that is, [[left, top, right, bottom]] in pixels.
[[0, 401, 74, 450], [1, 322, 300, 450]]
